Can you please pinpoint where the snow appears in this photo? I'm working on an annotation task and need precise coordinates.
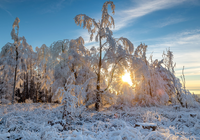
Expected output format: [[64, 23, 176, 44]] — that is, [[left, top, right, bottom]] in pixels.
[[0, 103, 200, 140], [1, 2, 200, 140]]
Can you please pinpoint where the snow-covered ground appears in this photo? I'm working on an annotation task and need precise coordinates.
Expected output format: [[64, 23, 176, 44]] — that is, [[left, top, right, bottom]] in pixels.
[[0, 103, 200, 140]]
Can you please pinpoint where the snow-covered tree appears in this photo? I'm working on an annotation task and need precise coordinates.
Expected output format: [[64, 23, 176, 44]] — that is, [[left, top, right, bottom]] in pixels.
[[162, 49, 198, 107], [11, 17, 20, 104], [0, 2, 198, 109], [0, 18, 35, 103], [51, 37, 96, 106], [75, 1, 133, 111], [50, 39, 71, 101], [0, 43, 15, 103], [36, 44, 53, 102]]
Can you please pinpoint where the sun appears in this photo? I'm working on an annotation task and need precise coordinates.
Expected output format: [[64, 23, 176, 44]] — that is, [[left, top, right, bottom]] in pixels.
[[122, 72, 133, 86]]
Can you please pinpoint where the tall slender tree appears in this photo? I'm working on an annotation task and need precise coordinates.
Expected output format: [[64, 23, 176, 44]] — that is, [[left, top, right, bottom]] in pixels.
[[75, 1, 133, 110], [11, 17, 20, 104]]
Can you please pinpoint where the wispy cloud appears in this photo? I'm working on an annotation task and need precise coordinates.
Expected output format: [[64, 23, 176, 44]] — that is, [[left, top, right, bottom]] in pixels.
[[0, 0, 27, 2], [42, 0, 74, 14], [140, 29, 200, 93], [42, 0, 66, 13], [154, 17, 187, 28], [145, 29, 200, 75], [0, 4, 13, 18], [148, 29, 200, 49], [114, 0, 186, 30]]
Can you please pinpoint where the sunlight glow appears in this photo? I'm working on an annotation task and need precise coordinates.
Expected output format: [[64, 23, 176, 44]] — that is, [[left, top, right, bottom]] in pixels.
[[122, 73, 133, 86]]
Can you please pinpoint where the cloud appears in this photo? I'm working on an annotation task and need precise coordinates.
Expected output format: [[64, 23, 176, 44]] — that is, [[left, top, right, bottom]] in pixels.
[[154, 17, 187, 28], [0, 4, 13, 18], [41, 0, 74, 14], [140, 29, 200, 91], [42, 0, 66, 13], [114, 0, 186, 30], [148, 29, 200, 49], [0, 0, 27, 2], [144, 29, 200, 76]]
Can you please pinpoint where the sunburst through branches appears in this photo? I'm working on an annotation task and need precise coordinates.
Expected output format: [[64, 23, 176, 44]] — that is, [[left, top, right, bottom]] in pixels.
[[122, 72, 133, 86]]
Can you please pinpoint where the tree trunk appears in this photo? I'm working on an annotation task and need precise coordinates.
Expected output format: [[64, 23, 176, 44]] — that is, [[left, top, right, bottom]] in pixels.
[[23, 73, 26, 102], [95, 36, 102, 111], [145, 59, 152, 97], [46, 89, 48, 103], [36, 82, 38, 102], [44, 64, 48, 103], [26, 72, 29, 99], [36, 68, 39, 102], [12, 45, 18, 104], [30, 61, 33, 101]]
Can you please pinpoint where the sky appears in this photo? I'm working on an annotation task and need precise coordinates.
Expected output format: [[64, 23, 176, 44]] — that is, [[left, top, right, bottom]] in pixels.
[[0, 0, 200, 94]]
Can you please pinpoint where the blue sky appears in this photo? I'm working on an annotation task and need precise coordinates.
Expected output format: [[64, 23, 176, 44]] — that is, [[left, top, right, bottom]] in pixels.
[[0, 0, 200, 94]]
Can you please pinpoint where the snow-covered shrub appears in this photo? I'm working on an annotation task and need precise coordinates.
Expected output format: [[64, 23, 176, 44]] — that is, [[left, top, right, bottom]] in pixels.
[[125, 45, 200, 107], [0, 98, 11, 104], [162, 49, 199, 107], [116, 83, 135, 107], [172, 82, 199, 107], [129, 44, 169, 106], [25, 98, 33, 104], [193, 93, 200, 103], [51, 64, 71, 96], [53, 73, 96, 120]]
